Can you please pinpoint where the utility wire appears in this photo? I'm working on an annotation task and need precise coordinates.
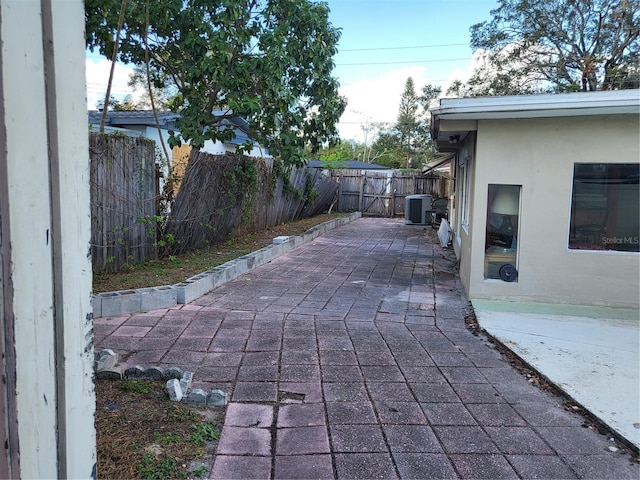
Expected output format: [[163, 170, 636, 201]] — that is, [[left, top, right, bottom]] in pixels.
[[340, 42, 468, 52], [337, 57, 470, 66]]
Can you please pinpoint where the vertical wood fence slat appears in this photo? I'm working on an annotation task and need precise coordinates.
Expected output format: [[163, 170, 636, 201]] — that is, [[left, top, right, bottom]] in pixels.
[[330, 170, 452, 217], [89, 133, 158, 272], [92, 145, 442, 272]]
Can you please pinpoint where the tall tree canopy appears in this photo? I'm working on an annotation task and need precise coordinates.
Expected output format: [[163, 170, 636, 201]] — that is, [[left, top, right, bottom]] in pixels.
[[85, 0, 347, 165], [462, 0, 639, 95], [396, 77, 420, 168], [370, 80, 441, 169]]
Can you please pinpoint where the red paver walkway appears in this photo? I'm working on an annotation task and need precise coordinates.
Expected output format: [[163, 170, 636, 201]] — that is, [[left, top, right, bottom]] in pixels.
[[95, 218, 639, 479]]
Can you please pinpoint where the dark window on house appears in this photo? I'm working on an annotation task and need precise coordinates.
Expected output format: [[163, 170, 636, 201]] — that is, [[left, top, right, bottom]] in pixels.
[[569, 163, 639, 252], [485, 184, 520, 281]]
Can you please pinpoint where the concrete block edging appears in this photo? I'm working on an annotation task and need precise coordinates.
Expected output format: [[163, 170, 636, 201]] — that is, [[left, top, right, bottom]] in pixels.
[[92, 212, 361, 318]]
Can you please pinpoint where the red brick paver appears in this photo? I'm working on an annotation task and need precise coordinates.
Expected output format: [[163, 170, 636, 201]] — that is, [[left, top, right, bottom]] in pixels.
[[95, 218, 639, 479]]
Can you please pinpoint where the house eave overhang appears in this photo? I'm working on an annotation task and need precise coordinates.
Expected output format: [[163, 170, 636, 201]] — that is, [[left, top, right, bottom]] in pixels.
[[432, 90, 640, 120], [430, 90, 640, 152], [423, 152, 455, 176]]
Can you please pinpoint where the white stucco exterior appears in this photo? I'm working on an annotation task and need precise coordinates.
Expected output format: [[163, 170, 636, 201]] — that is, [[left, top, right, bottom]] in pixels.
[[431, 91, 640, 309], [1, 0, 96, 477]]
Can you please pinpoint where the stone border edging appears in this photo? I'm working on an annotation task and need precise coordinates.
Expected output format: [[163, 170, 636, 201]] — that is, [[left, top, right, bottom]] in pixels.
[[95, 349, 229, 406], [92, 212, 362, 318]]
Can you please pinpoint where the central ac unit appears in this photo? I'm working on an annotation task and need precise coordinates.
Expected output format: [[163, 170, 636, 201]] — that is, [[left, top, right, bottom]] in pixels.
[[405, 194, 433, 225]]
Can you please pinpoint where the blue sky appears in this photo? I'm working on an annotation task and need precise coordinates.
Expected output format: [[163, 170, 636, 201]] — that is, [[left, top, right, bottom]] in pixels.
[[328, 0, 497, 86], [85, 0, 499, 141], [325, 0, 499, 139]]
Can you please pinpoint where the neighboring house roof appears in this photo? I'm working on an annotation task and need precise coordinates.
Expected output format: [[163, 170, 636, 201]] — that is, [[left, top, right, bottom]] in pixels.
[[88, 110, 180, 129], [308, 159, 391, 170], [430, 90, 640, 152], [88, 124, 147, 138], [87, 109, 257, 147]]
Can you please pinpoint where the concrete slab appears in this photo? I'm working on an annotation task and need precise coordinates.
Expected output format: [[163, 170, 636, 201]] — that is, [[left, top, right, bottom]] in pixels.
[[473, 299, 640, 449]]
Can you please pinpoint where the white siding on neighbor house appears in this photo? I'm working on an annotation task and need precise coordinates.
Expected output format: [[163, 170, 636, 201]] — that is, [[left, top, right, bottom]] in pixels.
[[139, 124, 271, 163], [143, 125, 173, 173], [1, 0, 96, 477], [201, 138, 269, 158], [464, 114, 639, 308]]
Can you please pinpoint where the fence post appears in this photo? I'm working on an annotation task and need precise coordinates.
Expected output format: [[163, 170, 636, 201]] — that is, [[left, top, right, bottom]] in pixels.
[[358, 172, 364, 213]]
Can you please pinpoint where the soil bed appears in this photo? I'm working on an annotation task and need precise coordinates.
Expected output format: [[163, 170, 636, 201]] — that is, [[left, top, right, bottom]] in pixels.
[[96, 379, 223, 479], [93, 213, 347, 293]]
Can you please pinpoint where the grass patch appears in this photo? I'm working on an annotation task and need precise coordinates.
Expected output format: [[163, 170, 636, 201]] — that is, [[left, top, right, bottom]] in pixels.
[[93, 213, 347, 293], [95, 379, 223, 479]]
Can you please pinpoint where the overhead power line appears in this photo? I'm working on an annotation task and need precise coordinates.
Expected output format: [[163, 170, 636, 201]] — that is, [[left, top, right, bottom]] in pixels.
[[337, 57, 471, 66], [340, 42, 468, 52]]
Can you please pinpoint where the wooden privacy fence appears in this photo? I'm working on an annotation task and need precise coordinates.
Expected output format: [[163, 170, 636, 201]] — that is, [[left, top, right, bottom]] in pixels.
[[89, 139, 449, 271], [166, 151, 339, 254], [330, 169, 451, 217], [90, 140, 339, 270], [90, 133, 158, 271]]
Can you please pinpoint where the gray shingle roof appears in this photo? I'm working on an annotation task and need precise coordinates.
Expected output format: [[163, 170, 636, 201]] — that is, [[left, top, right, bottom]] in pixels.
[[87, 110, 256, 146], [88, 110, 180, 128], [308, 159, 391, 170]]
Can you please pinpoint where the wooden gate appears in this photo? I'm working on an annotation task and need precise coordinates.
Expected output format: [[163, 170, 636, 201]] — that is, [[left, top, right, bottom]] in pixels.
[[361, 174, 392, 216], [331, 169, 451, 217]]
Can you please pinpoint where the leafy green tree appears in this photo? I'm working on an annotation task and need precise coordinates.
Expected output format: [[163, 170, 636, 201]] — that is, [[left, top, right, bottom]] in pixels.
[[357, 116, 386, 163], [125, 65, 181, 111], [85, 0, 346, 166], [462, 0, 639, 95], [417, 83, 441, 155], [418, 84, 442, 109], [96, 94, 128, 111], [316, 138, 387, 167], [317, 141, 357, 163], [371, 131, 405, 168]]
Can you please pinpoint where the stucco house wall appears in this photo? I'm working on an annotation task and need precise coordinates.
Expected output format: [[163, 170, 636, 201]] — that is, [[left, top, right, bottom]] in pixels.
[[466, 114, 639, 307], [431, 91, 640, 310]]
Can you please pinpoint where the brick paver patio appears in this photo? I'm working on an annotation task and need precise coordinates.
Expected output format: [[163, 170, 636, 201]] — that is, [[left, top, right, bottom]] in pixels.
[[95, 217, 639, 479]]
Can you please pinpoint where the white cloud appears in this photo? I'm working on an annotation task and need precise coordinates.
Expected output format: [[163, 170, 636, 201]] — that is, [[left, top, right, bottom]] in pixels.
[[335, 52, 496, 142], [337, 66, 447, 142], [85, 57, 135, 109], [443, 54, 482, 96], [84, 55, 486, 141]]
